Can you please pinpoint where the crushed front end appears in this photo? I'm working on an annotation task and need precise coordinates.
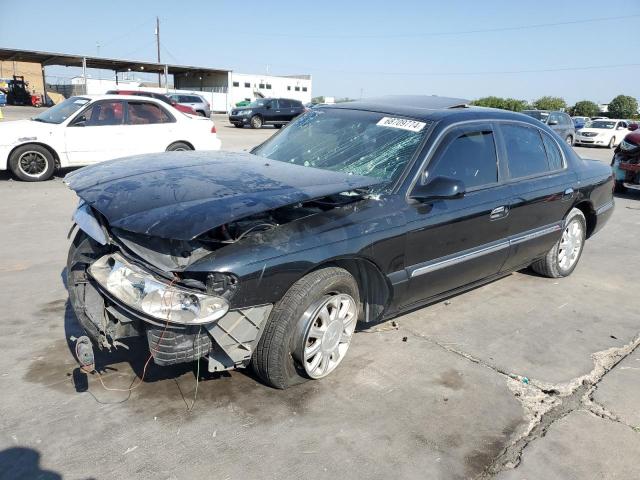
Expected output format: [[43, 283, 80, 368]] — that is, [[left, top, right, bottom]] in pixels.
[[612, 136, 640, 192], [66, 206, 273, 373]]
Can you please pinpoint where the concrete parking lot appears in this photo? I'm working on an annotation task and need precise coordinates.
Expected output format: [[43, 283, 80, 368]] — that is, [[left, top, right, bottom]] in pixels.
[[0, 105, 638, 480]]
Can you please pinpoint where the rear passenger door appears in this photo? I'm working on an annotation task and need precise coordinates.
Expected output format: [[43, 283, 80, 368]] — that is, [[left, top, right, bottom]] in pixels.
[[122, 100, 177, 155], [402, 122, 512, 307], [498, 123, 577, 272]]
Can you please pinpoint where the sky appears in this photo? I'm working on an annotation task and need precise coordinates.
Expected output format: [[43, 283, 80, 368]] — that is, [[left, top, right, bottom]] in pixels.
[[1, 0, 639, 105]]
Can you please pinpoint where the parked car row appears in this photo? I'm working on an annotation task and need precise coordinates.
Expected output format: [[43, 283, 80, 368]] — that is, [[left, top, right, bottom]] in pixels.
[[0, 94, 221, 181], [522, 110, 576, 145]]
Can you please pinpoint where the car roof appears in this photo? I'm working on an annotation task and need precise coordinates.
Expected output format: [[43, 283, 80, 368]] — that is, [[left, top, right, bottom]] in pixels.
[[326, 95, 544, 125], [81, 94, 167, 103]]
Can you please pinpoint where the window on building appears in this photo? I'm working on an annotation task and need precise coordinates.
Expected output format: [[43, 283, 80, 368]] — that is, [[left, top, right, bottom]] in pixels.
[[244, 82, 250, 88], [259, 83, 265, 89], [295, 86, 300, 91], [302, 87, 307, 92], [287, 86, 291, 91], [266, 84, 272, 89], [232, 81, 240, 87]]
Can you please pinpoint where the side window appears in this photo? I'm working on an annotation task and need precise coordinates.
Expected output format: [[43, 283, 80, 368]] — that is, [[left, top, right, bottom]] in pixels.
[[428, 125, 498, 189], [541, 133, 564, 170], [502, 124, 549, 178], [279, 99, 291, 108], [83, 101, 124, 126], [127, 102, 173, 125], [563, 114, 572, 125]]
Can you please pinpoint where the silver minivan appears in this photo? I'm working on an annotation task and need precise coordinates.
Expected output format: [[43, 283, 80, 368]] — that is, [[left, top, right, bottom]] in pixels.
[[169, 94, 211, 117]]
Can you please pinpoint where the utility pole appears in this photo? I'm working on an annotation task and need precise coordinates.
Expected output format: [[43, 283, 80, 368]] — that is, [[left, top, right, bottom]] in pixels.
[[155, 16, 161, 87]]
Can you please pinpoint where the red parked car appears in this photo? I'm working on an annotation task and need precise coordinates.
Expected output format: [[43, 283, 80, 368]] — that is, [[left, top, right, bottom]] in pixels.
[[611, 123, 640, 193], [106, 90, 197, 115]]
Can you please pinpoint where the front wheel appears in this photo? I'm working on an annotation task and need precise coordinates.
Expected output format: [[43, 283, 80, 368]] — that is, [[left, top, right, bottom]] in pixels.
[[565, 135, 573, 146], [530, 208, 586, 278], [608, 137, 616, 149], [250, 115, 263, 129], [9, 144, 55, 182], [252, 267, 360, 389]]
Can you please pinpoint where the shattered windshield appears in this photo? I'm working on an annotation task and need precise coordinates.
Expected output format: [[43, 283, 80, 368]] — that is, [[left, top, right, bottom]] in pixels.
[[253, 108, 429, 184]]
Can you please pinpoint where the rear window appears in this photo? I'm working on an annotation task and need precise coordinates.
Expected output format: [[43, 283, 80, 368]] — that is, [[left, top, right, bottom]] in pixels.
[[502, 124, 549, 178]]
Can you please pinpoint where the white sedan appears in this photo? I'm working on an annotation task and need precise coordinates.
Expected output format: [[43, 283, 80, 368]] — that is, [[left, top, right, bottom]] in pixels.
[[0, 94, 221, 181], [574, 119, 631, 148]]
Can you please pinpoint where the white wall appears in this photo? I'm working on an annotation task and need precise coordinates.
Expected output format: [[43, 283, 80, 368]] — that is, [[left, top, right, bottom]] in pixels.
[[230, 73, 312, 107]]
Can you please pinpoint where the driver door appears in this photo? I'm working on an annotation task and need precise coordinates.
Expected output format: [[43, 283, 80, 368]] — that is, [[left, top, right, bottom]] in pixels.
[[65, 100, 127, 165], [401, 122, 512, 307]]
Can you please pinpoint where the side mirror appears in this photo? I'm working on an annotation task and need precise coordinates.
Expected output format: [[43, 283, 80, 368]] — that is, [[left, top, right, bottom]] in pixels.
[[410, 176, 465, 202], [548, 119, 559, 126]]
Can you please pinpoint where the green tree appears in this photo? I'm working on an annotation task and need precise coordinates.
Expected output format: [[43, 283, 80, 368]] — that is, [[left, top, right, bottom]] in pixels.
[[571, 100, 600, 117], [472, 96, 528, 112], [608, 95, 639, 118], [532, 96, 567, 111]]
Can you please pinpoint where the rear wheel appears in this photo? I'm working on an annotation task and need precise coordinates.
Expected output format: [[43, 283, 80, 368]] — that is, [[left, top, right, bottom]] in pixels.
[[233, 123, 243, 128], [166, 142, 193, 151], [250, 115, 263, 129], [252, 267, 360, 389], [9, 144, 55, 182], [530, 208, 586, 278]]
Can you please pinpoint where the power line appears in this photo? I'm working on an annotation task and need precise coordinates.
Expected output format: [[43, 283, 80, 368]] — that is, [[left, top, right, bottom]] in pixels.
[[255, 14, 640, 39], [267, 62, 640, 78]]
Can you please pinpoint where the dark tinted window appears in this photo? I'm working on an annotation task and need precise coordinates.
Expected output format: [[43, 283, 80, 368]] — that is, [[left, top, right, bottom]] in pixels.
[[503, 124, 549, 178], [83, 101, 125, 126], [541, 133, 563, 170], [279, 99, 292, 108], [429, 126, 497, 189], [292, 100, 303, 108], [126, 101, 172, 125]]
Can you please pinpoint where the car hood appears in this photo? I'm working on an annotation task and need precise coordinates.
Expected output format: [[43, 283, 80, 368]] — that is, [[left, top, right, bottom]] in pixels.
[[65, 151, 382, 240], [579, 128, 612, 135], [0, 119, 57, 145]]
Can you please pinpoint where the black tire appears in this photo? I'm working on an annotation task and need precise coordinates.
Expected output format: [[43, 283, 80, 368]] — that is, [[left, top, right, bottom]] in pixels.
[[565, 135, 573, 146], [608, 137, 616, 149], [273, 124, 283, 129], [530, 208, 586, 278], [252, 267, 360, 389], [233, 123, 243, 128], [9, 144, 55, 182], [196, 110, 206, 117], [614, 180, 627, 193], [166, 142, 193, 151], [250, 115, 263, 129]]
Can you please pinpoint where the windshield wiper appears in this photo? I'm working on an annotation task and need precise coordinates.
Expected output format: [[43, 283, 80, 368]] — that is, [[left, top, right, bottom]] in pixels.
[[31, 118, 49, 123]]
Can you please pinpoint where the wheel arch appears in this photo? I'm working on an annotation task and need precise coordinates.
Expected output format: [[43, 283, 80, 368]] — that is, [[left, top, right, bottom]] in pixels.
[[9, 142, 61, 168], [572, 200, 597, 238], [308, 256, 392, 324]]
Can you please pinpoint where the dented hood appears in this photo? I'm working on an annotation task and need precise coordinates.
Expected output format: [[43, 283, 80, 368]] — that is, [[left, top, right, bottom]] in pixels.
[[65, 150, 381, 240]]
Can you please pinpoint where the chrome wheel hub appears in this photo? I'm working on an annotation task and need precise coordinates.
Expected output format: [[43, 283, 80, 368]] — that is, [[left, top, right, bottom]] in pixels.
[[18, 151, 48, 177], [301, 293, 357, 379], [558, 220, 583, 270]]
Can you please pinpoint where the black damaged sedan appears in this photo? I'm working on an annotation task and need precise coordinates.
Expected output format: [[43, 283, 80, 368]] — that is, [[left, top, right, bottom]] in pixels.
[[65, 96, 614, 389]]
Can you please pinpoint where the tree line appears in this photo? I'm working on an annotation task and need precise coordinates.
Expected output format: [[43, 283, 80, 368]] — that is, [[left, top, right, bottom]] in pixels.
[[471, 95, 639, 119]]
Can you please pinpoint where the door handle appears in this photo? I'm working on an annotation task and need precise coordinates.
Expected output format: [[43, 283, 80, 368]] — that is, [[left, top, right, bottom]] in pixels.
[[490, 205, 509, 220], [563, 188, 574, 199]]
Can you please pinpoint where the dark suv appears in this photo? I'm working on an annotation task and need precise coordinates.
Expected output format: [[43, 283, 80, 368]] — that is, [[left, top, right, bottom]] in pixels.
[[522, 110, 576, 146], [229, 98, 305, 129]]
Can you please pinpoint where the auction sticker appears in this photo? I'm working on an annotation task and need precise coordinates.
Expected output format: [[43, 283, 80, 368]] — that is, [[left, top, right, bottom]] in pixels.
[[376, 117, 426, 132]]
